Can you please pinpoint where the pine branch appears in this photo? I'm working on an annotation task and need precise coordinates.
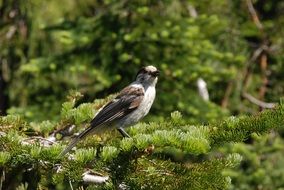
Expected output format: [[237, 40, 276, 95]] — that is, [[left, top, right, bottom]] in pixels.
[[242, 92, 276, 109], [0, 99, 283, 189], [209, 104, 283, 145]]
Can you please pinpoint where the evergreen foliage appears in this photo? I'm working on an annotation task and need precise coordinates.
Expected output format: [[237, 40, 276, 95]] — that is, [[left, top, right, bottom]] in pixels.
[[1, 0, 284, 189], [222, 132, 284, 190], [0, 96, 283, 189]]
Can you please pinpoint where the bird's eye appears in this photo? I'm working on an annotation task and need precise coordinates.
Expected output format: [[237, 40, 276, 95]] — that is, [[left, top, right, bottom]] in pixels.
[[149, 70, 159, 77]]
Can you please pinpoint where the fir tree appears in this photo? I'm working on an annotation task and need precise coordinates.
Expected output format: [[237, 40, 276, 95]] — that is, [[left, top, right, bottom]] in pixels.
[[0, 94, 283, 189]]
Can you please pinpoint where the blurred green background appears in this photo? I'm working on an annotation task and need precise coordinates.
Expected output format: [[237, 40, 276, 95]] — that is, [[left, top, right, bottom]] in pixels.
[[1, 0, 284, 189]]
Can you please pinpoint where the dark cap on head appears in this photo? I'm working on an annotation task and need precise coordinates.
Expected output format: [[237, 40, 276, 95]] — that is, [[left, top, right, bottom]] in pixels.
[[136, 65, 160, 78]]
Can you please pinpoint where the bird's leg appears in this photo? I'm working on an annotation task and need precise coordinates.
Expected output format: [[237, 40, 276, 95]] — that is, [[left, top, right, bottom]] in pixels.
[[117, 128, 131, 138]]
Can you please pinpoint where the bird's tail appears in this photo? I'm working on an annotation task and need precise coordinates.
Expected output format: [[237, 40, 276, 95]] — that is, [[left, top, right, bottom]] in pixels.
[[59, 125, 103, 157]]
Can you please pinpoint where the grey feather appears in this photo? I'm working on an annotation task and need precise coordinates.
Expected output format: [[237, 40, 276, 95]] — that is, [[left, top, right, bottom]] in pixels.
[[59, 86, 144, 156], [59, 65, 159, 156]]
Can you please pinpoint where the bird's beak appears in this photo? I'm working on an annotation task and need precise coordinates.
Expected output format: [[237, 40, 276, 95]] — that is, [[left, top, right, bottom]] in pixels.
[[152, 70, 160, 77]]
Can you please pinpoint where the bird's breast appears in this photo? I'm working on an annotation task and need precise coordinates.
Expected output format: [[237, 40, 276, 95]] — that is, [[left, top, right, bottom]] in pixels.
[[119, 86, 156, 127], [138, 86, 156, 115]]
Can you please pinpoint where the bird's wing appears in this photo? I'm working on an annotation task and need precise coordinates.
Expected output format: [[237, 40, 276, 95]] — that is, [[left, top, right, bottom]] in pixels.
[[90, 85, 144, 127], [59, 85, 144, 156]]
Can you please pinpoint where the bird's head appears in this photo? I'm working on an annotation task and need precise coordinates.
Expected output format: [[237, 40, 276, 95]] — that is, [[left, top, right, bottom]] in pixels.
[[135, 65, 160, 86]]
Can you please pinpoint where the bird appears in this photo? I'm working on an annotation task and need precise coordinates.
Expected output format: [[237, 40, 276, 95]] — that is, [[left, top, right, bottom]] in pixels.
[[60, 65, 159, 156]]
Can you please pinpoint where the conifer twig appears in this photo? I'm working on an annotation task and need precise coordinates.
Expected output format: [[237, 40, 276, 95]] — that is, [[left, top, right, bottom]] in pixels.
[[242, 46, 264, 92], [21, 136, 57, 147], [187, 4, 198, 18], [197, 78, 209, 101], [246, 0, 271, 109], [242, 92, 276, 109], [53, 124, 76, 138], [0, 131, 6, 137], [221, 80, 233, 108], [246, 0, 263, 30], [82, 170, 109, 184], [69, 180, 74, 190], [0, 169, 4, 190]]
